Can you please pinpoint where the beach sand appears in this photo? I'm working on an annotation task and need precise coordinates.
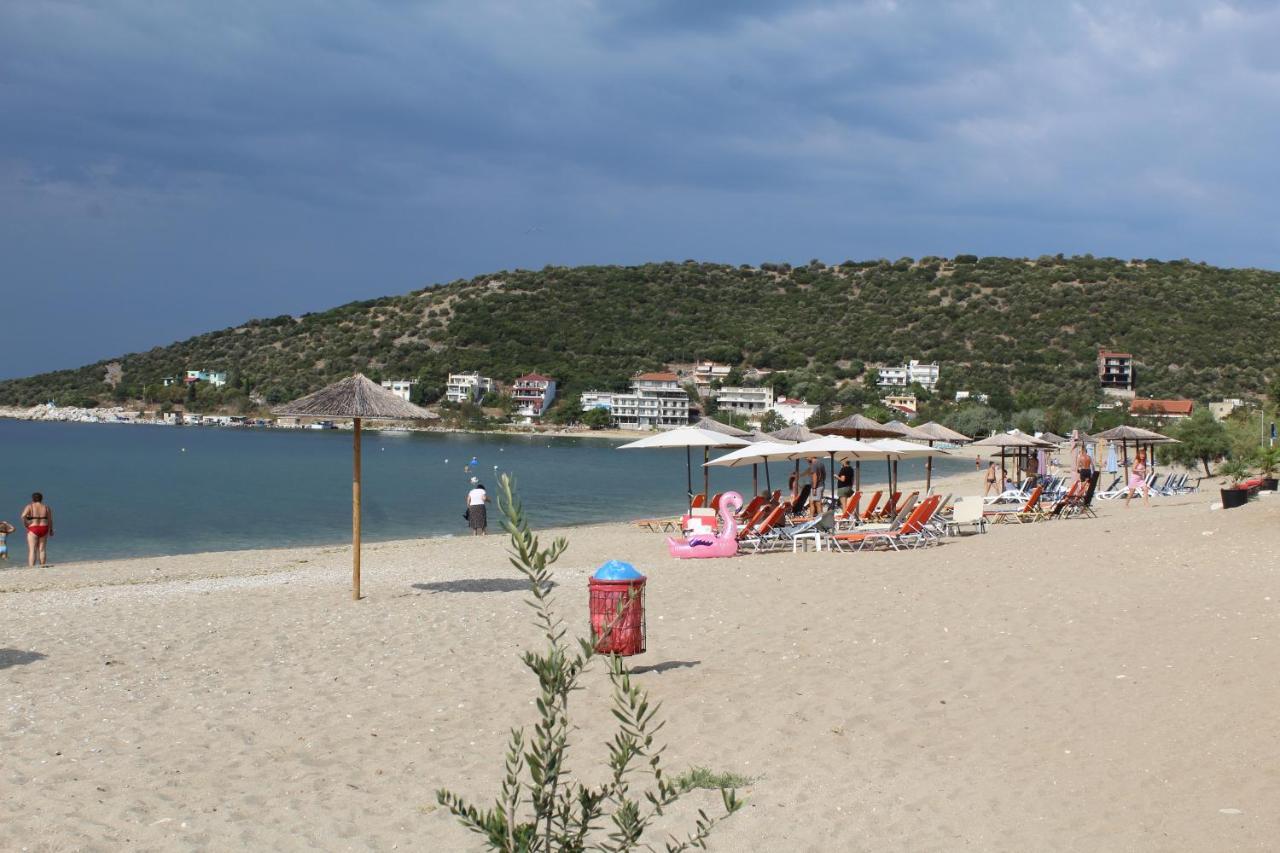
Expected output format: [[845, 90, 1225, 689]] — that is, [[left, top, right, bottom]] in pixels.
[[3, 474, 1278, 851]]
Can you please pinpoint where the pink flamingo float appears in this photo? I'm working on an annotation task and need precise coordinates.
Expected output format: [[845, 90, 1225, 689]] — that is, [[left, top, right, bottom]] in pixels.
[[667, 491, 742, 559]]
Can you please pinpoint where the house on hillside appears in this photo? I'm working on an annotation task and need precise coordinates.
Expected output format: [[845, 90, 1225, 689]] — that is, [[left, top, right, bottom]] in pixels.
[[445, 372, 496, 404], [1129, 398, 1193, 420], [1099, 349, 1136, 397], [1209, 398, 1246, 420], [877, 360, 939, 390], [693, 361, 733, 396], [381, 379, 416, 402], [774, 397, 818, 426], [511, 373, 557, 423], [184, 370, 227, 387], [883, 394, 918, 415], [714, 386, 773, 417]]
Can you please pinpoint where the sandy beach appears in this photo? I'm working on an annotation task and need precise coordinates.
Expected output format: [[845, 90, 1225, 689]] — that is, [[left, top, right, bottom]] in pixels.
[[4, 473, 1278, 851]]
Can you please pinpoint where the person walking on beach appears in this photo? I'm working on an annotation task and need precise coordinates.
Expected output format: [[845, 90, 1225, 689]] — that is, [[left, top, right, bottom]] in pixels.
[[465, 477, 490, 536], [1075, 443, 1094, 486], [807, 457, 826, 514], [1124, 449, 1151, 508], [835, 461, 854, 502], [983, 462, 999, 497], [21, 493, 53, 567]]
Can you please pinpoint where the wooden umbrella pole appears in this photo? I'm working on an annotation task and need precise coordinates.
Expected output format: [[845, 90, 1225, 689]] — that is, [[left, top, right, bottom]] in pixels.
[[352, 416, 362, 601], [752, 464, 758, 499], [925, 440, 934, 494]]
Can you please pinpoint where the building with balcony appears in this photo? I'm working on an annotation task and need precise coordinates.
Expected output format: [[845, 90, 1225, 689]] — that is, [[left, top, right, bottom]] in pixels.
[[445, 371, 496, 404], [582, 373, 690, 429], [511, 373, 557, 422], [1099, 350, 1135, 396], [714, 386, 773, 416], [380, 379, 416, 402], [877, 360, 939, 390], [1129, 398, 1193, 420]]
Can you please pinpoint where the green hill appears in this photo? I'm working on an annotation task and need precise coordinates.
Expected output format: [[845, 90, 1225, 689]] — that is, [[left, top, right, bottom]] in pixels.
[[3, 255, 1277, 416]]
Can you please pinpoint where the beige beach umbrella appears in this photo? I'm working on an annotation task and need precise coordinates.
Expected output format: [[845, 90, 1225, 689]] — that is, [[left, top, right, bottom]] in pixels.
[[813, 413, 903, 490], [970, 431, 1053, 482], [274, 373, 439, 601], [693, 416, 755, 438], [617, 426, 750, 503], [867, 437, 950, 495], [786, 436, 898, 504], [1093, 425, 1176, 486], [767, 424, 820, 442], [913, 422, 973, 494], [703, 437, 794, 496]]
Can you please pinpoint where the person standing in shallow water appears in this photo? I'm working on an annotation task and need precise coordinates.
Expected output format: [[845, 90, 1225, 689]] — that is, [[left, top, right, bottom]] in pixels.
[[465, 477, 490, 536], [21, 492, 54, 567]]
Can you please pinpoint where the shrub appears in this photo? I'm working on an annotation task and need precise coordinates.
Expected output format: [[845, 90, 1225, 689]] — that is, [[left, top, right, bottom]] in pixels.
[[436, 476, 742, 851]]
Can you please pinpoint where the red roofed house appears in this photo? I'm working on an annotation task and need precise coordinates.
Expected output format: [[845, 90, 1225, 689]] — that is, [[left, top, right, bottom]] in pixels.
[[1129, 399, 1194, 420], [511, 373, 557, 423]]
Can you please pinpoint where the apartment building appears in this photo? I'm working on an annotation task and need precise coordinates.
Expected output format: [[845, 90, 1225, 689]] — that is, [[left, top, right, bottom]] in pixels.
[[581, 373, 691, 429], [445, 371, 496, 404], [1098, 350, 1136, 396], [714, 386, 774, 416], [877, 360, 939, 390]]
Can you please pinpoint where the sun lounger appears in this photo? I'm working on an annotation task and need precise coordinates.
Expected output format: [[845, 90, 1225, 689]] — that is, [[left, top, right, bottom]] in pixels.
[[736, 494, 766, 524], [944, 496, 987, 535], [983, 486, 1043, 524], [741, 505, 788, 552], [831, 495, 942, 552], [859, 490, 883, 522]]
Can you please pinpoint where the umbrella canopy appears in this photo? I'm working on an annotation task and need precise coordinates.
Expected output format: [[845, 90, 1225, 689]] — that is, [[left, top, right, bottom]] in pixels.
[[617, 426, 751, 501], [767, 424, 821, 442], [970, 431, 1055, 449], [273, 373, 439, 601], [692, 416, 755, 438], [866, 437, 951, 459], [1093, 425, 1173, 443], [813, 413, 902, 439], [704, 441, 800, 467], [914, 422, 973, 443], [786, 436, 897, 460], [274, 373, 439, 421], [1036, 431, 1069, 445], [881, 420, 936, 441]]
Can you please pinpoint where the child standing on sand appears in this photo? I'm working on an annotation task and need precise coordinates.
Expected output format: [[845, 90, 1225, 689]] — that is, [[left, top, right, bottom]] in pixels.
[[0, 521, 13, 561]]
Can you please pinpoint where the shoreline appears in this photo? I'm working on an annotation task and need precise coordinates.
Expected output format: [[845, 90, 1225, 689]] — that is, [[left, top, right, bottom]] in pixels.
[[0, 404, 649, 442]]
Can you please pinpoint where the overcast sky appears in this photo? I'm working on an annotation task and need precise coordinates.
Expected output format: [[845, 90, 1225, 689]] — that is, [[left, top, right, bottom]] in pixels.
[[3, 1, 1278, 379]]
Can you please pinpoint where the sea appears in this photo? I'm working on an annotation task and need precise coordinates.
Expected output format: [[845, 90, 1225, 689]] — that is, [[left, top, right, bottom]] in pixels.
[[0, 419, 976, 563]]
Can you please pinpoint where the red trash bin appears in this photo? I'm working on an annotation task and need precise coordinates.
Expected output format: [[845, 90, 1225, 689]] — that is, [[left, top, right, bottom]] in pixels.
[[589, 560, 646, 656]]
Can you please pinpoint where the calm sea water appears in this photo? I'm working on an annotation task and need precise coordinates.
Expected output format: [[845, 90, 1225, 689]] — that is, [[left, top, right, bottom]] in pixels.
[[0, 420, 974, 563]]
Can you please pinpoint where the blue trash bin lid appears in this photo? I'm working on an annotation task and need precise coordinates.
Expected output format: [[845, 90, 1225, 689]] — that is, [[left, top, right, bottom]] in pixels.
[[593, 560, 646, 581]]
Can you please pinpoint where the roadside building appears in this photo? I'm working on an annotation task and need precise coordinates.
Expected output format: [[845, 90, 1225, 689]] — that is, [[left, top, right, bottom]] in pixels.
[[511, 373, 557, 422], [877, 360, 940, 390], [1099, 350, 1136, 397], [445, 371, 496, 404], [1209, 398, 1246, 420], [1129, 398, 1193, 420], [380, 379, 417, 402], [954, 390, 990, 404]]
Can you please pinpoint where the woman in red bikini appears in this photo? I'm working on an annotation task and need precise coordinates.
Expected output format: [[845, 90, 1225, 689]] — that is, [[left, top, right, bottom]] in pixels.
[[21, 492, 54, 567]]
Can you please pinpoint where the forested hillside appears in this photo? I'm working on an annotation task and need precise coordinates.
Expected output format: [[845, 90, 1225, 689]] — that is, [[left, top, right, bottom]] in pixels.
[[3, 255, 1277, 415]]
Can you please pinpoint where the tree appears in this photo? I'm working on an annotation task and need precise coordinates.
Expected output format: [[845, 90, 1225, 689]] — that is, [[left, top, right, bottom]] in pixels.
[[757, 410, 787, 433], [581, 407, 611, 430], [1167, 408, 1231, 475]]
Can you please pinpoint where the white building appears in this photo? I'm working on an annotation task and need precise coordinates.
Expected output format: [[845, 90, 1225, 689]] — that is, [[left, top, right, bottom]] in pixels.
[[955, 390, 991, 404], [381, 379, 416, 402], [714, 386, 773, 416], [580, 390, 614, 411], [583, 373, 690, 429], [511, 373, 557, 422], [883, 394, 918, 415], [184, 370, 227, 387], [1209, 398, 1245, 421], [877, 360, 939, 390], [773, 397, 818, 426], [445, 371, 496, 404]]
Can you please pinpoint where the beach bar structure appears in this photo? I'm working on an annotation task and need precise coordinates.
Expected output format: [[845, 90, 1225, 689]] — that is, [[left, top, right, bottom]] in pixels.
[[274, 374, 438, 601]]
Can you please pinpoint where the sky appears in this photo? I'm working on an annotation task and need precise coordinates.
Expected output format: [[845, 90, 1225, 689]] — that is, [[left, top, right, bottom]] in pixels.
[[3, 0, 1279, 379]]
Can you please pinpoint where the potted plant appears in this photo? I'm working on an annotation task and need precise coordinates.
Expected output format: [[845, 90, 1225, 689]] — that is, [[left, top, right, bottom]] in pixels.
[[1218, 458, 1252, 509], [1254, 445, 1280, 492]]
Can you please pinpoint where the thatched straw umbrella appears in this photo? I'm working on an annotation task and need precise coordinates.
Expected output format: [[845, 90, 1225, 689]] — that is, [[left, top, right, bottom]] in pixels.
[[1093, 425, 1175, 490], [275, 374, 438, 601], [969, 431, 1053, 484], [814, 414, 903, 491], [693, 417, 761, 495], [914, 422, 973, 494]]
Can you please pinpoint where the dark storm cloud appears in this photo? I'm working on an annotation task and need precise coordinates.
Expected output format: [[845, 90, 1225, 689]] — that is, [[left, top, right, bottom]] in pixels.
[[2, 1, 1279, 377]]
